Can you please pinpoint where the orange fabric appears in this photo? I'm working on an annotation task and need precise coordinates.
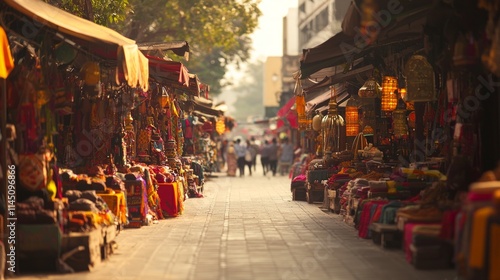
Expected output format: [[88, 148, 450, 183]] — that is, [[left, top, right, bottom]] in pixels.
[[469, 207, 495, 269], [99, 192, 127, 225], [491, 222, 500, 279], [0, 26, 14, 79]]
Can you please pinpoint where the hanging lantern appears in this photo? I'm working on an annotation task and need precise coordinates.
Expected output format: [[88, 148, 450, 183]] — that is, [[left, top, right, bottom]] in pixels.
[[399, 88, 415, 111], [358, 77, 382, 98], [405, 55, 436, 102], [321, 87, 345, 155], [392, 94, 408, 138], [216, 117, 226, 135], [296, 93, 307, 130], [408, 111, 416, 129], [312, 110, 323, 131], [81, 61, 100, 85], [159, 87, 169, 108], [345, 97, 360, 136], [381, 76, 398, 111]]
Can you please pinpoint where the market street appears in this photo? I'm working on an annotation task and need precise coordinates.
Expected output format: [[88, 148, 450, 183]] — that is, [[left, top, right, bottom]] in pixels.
[[16, 167, 456, 280]]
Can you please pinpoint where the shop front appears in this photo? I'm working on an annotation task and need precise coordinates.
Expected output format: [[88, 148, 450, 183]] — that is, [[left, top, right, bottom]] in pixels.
[[291, 0, 500, 277]]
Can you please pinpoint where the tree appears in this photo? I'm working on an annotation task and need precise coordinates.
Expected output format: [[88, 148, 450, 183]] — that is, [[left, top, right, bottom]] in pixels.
[[116, 0, 261, 96], [43, 0, 130, 26], [44, 0, 262, 96]]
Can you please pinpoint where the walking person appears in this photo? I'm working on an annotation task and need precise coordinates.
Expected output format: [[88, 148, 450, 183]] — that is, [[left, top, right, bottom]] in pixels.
[[234, 138, 246, 177], [226, 141, 237, 177], [278, 137, 294, 176], [268, 138, 279, 176], [260, 140, 270, 175], [249, 137, 260, 171], [245, 139, 256, 176]]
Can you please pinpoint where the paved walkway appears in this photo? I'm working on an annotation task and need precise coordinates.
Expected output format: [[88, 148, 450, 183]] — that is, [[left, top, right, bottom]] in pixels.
[[15, 167, 457, 280]]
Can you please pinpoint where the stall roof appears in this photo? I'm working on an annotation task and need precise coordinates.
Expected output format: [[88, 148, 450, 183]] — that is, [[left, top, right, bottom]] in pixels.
[[2, 0, 149, 90], [277, 96, 298, 129], [299, 0, 433, 79], [138, 41, 190, 61], [147, 55, 190, 87]]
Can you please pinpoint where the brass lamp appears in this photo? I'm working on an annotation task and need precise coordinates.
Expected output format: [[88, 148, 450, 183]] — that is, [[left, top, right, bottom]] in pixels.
[[381, 76, 398, 111], [312, 110, 323, 132], [321, 87, 345, 155], [358, 77, 381, 98], [405, 55, 436, 102], [392, 91, 408, 138], [345, 97, 360, 136]]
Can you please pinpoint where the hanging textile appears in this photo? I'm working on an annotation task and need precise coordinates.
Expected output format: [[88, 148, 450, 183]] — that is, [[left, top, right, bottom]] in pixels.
[[0, 26, 14, 79]]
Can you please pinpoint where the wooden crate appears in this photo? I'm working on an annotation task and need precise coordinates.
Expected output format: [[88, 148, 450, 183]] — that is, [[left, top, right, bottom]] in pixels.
[[17, 224, 62, 273], [61, 228, 102, 271]]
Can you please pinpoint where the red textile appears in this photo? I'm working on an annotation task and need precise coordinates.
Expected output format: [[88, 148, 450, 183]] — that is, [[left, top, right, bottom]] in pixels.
[[157, 183, 179, 217], [358, 200, 387, 239], [277, 96, 298, 129]]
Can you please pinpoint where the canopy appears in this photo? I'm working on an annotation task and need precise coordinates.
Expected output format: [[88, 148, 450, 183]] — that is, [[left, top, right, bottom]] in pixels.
[[147, 55, 190, 87], [299, 0, 433, 79], [277, 96, 298, 129], [2, 0, 148, 90], [138, 41, 190, 61]]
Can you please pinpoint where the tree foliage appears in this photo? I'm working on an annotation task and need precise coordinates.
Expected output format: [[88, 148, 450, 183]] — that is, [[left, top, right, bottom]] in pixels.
[[44, 0, 261, 96], [43, 0, 129, 26], [117, 0, 261, 95]]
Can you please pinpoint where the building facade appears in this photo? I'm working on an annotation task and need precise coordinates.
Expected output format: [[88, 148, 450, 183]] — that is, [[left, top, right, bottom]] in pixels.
[[298, 0, 350, 50]]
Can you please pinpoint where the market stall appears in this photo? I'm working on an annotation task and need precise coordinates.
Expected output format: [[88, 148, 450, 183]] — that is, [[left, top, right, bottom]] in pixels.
[[0, 0, 155, 273], [292, 0, 500, 275]]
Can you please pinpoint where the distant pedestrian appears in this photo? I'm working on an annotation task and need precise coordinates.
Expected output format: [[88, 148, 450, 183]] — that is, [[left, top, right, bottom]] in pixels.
[[245, 140, 256, 176], [268, 138, 279, 176], [278, 137, 294, 176], [226, 141, 237, 177], [234, 138, 246, 177], [249, 137, 260, 171], [260, 140, 270, 175]]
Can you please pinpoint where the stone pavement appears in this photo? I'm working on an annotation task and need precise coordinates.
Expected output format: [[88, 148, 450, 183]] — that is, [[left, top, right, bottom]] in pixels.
[[14, 167, 457, 280]]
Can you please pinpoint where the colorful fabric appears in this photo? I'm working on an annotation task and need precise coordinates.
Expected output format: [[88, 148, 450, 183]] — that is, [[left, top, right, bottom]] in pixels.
[[0, 26, 14, 79], [468, 207, 495, 269]]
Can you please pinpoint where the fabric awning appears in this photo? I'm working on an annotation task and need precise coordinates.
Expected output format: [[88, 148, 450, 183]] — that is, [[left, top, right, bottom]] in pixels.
[[299, 0, 433, 79], [3, 0, 148, 90], [147, 55, 190, 87], [138, 41, 190, 61], [277, 96, 298, 129]]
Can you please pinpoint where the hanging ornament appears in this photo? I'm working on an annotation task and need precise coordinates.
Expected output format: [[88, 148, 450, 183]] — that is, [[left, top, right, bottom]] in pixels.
[[296, 93, 307, 130], [358, 77, 382, 98], [81, 61, 100, 85], [345, 97, 360, 136], [405, 55, 436, 102], [321, 86, 345, 155], [216, 117, 226, 135], [392, 91, 408, 138], [312, 110, 323, 132], [381, 76, 398, 111]]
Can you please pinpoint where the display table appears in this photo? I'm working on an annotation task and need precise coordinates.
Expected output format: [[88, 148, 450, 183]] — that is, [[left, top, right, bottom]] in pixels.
[[157, 182, 180, 217]]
